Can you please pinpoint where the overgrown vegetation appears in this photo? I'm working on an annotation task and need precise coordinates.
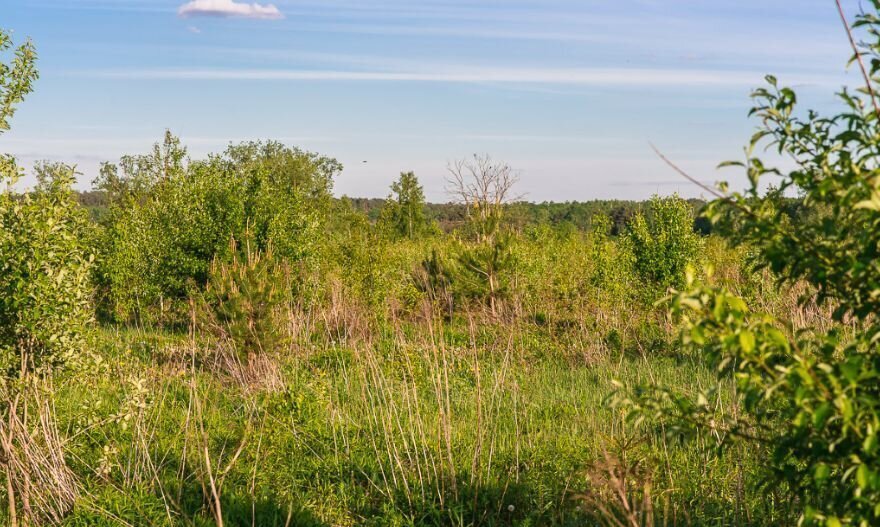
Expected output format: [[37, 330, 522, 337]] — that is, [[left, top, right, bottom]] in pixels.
[[0, 32, 86, 526], [1, 5, 879, 526], [612, 7, 880, 526]]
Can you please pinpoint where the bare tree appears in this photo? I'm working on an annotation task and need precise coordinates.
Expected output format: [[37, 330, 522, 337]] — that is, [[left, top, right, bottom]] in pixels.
[[446, 154, 521, 232], [445, 154, 521, 317]]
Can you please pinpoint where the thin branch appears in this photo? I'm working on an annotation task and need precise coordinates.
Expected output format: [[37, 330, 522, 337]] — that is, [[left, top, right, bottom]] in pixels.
[[835, 0, 880, 116], [649, 143, 758, 218], [650, 143, 840, 272], [649, 143, 726, 200]]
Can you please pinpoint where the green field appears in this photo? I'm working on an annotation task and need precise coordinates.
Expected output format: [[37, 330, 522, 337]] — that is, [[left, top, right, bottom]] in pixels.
[[3, 6, 880, 525]]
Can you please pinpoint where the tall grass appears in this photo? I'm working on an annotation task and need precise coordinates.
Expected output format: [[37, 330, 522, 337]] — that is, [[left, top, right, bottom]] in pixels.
[[14, 233, 817, 525]]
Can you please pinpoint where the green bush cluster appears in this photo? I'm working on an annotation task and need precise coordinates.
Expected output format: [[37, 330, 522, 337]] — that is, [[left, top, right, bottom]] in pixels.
[[625, 194, 703, 292], [94, 133, 341, 324]]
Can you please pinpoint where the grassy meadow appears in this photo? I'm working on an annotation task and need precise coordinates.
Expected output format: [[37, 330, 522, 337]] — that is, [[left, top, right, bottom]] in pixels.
[[5, 9, 880, 525], [46, 229, 810, 526]]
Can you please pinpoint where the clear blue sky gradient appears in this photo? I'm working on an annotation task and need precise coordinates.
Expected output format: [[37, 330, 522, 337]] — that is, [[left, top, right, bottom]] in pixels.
[[0, 0, 863, 200]]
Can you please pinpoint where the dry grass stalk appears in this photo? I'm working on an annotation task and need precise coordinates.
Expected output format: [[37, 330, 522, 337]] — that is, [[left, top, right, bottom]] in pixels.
[[185, 332, 254, 527], [345, 310, 522, 521], [320, 278, 372, 346], [211, 341, 285, 394], [577, 444, 658, 527], [0, 382, 78, 526]]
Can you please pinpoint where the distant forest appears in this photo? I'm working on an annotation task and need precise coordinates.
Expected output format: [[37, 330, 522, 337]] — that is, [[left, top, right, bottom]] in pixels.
[[75, 189, 712, 234]]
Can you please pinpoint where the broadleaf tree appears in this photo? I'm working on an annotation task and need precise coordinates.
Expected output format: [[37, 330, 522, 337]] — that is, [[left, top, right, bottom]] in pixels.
[[613, 7, 880, 525], [0, 29, 89, 525]]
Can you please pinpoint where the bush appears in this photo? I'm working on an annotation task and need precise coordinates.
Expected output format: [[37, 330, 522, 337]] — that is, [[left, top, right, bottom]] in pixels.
[[615, 9, 880, 525], [415, 247, 455, 317], [0, 30, 37, 134], [625, 194, 702, 291], [0, 162, 94, 374], [453, 232, 516, 316], [95, 136, 341, 324], [378, 171, 434, 239]]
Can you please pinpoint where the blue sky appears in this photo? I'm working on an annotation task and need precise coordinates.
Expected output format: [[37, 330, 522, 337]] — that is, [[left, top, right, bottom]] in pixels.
[[0, 0, 862, 200]]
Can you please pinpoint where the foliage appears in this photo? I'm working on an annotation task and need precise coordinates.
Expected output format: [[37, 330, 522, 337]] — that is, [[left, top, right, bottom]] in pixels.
[[95, 135, 341, 323], [342, 196, 710, 235], [53, 320, 770, 527], [94, 132, 235, 323], [625, 195, 702, 291], [6, 14, 875, 525], [416, 247, 456, 316], [614, 8, 880, 526], [0, 153, 799, 527], [0, 26, 38, 214], [215, 140, 339, 262], [589, 213, 634, 292], [453, 231, 516, 315], [0, 163, 95, 375], [0, 25, 90, 377], [378, 171, 434, 239], [438, 155, 521, 316], [198, 237, 291, 359], [0, 29, 37, 134]]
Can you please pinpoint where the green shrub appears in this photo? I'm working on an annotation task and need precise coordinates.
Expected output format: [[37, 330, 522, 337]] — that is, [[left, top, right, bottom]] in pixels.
[[95, 136, 341, 324], [378, 171, 434, 239], [588, 213, 635, 298], [0, 29, 92, 376], [615, 9, 880, 525], [0, 163, 94, 375], [625, 194, 702, 291], [0, 29, 37, 134], [415, 247, 455, 317], [453, 231, 516, 316], [94, 132, 239, 323]]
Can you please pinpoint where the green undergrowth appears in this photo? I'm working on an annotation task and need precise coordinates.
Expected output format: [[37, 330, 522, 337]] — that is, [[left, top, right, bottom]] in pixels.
[[52, 322, 774, 526]]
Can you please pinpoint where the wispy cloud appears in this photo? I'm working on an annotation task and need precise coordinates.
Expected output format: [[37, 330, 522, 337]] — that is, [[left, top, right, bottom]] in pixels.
[[178, 0, 283, 20], [459, 134, 619, 144], [81, 66, 842, 88]]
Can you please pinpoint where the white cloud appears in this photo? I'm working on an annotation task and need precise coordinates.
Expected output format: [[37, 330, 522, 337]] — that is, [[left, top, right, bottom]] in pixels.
[[83, 66, 845, 88], [178, 0, 283, 20]]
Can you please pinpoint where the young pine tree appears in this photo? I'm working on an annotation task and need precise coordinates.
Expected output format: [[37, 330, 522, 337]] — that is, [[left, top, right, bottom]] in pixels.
[[379, 171, 431, 239], [444, 155, 520, 317]]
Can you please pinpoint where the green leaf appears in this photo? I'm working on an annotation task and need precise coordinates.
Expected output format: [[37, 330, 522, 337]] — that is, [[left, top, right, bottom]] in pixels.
[[814, 463, 830, 483], [739, 330, 756, 353], [864, 432, 879, 455], [857, 464, 871, 490], [855, 196, 880, 211], [812, 402, 834, 429]]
